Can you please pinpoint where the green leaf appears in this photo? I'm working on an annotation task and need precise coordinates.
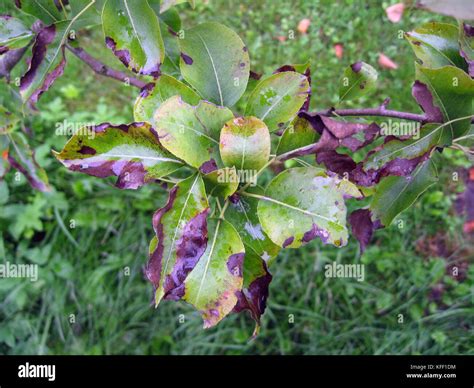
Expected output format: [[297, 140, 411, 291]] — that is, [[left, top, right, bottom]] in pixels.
[[159, 0, 187, 13], [159, 8, 181, 31], [256, 167, 362, 249], [276, 115, 319, 155], [364, 123, 444, 171], [339, 62, 378, 102], [15, 0, 63, 24], [405, 22, 467, 71], [179, 22, 250, 106], [133, 74, 200, 123], [370, 159, 438, 226], [70, 0, 102, 29], [183, 218, 245, 328], [102, 0, 165, 76], [202, 167, 239, 198], [245, 71, 310, 132], [146, 174, 209, 306], [416, 0, 474, 20], [54, 122, 183, 189], [0, 16, 33, 52], [226, 187, 280, 265], [415, 64, 474, 144], [219, 116, 271, 171], [159, 20, 181, 77], [153, 96, 234, 171]]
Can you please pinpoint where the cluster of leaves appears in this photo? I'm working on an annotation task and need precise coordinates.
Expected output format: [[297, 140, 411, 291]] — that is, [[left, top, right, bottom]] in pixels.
[[0, 0, 473, 333]]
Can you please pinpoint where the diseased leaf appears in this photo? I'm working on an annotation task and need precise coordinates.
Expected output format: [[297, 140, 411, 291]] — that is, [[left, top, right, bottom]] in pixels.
[[0, 46, 28, 80], [202, 167, 239, 198], [153, 96, 234, 172], [0, 16, 33, 53], [348, 209, 379, 254], [415, 64, 474, 144], [364, 123, 443, 172], [54, 122, 183, 189], [146, 174, 209, 305], [245, 71, 310, 132], [219, 116, 271, 171], [411, 80, 444, 123], [273, 61, 311, 111], [159, 20, 181, 77], [183, 218, 245, 328], [416, 0, 474, 20], [179, 22, 250, 106], [459, 23, 474, 77], [133, 75, 200, 123], [339, 61, 378, 102], [405, 22, 467, 71], [276, 115, 319, 155], [7, 132, 50, 192], [370, 159, 438, 226], [232, 253, 272, 337], [19, 21, 71, 106], [15, 0, 63, 24], [102, 0, 165, 76], [257, 167, 362, 249], [226, 187, 280, 266]]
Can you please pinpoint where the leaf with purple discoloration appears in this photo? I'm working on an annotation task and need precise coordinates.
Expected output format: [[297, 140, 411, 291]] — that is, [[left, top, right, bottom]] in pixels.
[[257, 167, 362, 249], [459, 22, 474, 77], [245, 71, 310, 132], [133, 74, 200, 124], [233, 253, 272, 337], [54, 122, 183, 189], [183, 218, 245, 328], [178, 22, 250, 107], [102, 0, 165, 76], [19, 21, 69, 107], [276, 115, 319, 156], [339, 61, 377, 102], [370, 159, 438, 226], [153, 96, 234, 171], [415, 64, 474, 144], [146, 174, 209, 306], [6, 132, 50, 192], [349, 209, 380, 254], [412, 81, 443, 123], [363, 123, 443, 172]]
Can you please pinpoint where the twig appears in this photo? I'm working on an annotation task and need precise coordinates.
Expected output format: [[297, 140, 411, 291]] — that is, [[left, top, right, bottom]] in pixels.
[[315, 107, 426, 122], [65, 44, 147, 89]]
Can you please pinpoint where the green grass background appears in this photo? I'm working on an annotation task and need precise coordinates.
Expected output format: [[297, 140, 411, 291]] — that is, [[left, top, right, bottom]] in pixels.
[[0, 0, 473, 355]]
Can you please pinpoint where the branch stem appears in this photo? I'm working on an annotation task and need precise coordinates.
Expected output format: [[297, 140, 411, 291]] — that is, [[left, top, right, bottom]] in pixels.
[[66, 44, 147, 89]]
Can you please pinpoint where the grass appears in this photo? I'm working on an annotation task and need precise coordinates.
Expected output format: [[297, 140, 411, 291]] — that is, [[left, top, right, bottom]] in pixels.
[[0, 0, 472, 355]]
